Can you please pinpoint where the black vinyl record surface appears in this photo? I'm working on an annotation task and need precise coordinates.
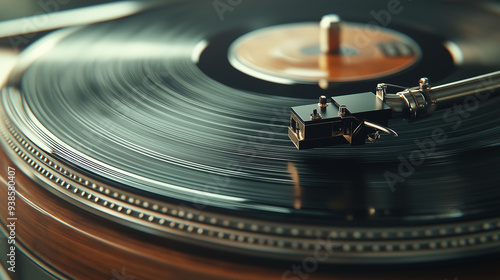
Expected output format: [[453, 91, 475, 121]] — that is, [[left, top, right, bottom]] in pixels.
[[2, 0, 500, 264]]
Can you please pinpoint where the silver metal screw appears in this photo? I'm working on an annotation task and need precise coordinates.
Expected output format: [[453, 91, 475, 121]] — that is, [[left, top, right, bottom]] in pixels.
[[320, 14, 341, 54], [338, 105, 347, 117], [318, 95, 328, 108], [311, 109, 322, 120], [419, 77, 430, 91]]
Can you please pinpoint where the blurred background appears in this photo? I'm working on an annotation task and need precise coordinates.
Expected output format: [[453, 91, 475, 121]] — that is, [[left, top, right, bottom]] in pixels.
[[0, 0, 115, 21]]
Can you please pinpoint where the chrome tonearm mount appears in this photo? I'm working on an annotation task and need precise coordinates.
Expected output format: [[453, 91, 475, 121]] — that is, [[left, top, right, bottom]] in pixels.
[[288, 71, 500, 149]]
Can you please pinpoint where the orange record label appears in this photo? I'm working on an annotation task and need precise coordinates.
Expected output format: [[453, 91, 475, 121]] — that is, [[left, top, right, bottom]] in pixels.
[[228, 22, 421, 84]]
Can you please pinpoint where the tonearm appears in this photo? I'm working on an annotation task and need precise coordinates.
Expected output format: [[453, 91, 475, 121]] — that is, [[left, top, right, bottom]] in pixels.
[[288, 71, 500, 149]]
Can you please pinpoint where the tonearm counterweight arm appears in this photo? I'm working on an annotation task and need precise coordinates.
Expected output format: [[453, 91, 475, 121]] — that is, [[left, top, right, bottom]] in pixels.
[[288, 71, 500, 149]]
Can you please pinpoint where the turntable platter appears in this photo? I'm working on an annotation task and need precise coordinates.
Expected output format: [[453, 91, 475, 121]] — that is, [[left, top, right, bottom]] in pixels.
[[2, 0, 500, 267]]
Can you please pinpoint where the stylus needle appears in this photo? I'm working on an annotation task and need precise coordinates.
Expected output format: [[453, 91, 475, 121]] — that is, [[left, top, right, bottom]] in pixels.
[[0, 1, 162, 39]]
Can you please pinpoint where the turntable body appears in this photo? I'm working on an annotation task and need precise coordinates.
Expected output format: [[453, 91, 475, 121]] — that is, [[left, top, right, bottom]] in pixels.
[[1, 0, 500, 279]]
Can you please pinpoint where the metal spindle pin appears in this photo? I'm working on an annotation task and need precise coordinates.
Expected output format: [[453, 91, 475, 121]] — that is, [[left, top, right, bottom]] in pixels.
[[311, 109, 322, 120], [318, 95, 328, 108], [419, 77, 430, 91], [319, 14, 341, 54]]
